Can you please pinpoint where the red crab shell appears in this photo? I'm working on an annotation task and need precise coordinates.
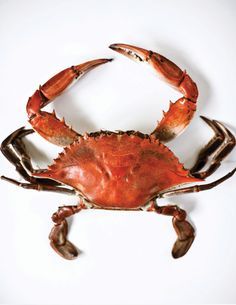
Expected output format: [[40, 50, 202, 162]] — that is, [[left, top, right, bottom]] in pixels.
[[36, 131, 201, 209]]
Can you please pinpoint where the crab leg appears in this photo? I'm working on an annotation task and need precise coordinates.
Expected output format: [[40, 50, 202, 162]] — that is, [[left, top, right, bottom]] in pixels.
[[1, 175, 75, 194], [148, 201, 194, 258], [190, 117, 235, 179], [158, 167, 236, 198], [1, 127, 35, 182], [49, 202, 87, 259], [27, 58, 112, 146], [1, 126, 60, 186], [109, 43, 198, 142]]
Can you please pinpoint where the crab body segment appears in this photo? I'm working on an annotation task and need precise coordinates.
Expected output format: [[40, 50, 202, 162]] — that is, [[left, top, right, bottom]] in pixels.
[[36, 131, 200, 209], [1, 43, 235, 260]]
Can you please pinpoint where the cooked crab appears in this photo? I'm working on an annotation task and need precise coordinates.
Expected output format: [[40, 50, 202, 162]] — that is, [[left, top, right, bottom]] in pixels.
[[1, 43, 235, 260]]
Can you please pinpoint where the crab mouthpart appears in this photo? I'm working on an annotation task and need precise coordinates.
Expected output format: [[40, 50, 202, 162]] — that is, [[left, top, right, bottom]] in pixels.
[[109, 43, 152, 62]]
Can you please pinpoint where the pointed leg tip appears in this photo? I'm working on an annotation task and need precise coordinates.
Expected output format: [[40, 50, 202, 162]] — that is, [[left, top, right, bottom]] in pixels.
[[200, 115, 223, 131], [212, 119, 227, 129], [0, 175, 11, 182], [0, 175, 19, 185], [18, 126, 26, 131], [200, 115, 221, 129], [230, 167, 236, 175], [13, 126, 35, 138], [20, 128, 35, 137], [200, 115, 211, 122]]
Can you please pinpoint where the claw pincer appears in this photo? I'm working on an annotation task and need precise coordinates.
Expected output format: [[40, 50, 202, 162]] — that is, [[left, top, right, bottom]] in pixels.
[[110, 43, 198, 142], [27, 59, 112, 146]]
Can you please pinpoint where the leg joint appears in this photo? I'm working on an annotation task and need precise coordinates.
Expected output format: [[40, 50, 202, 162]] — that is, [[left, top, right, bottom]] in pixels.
[[52, 205, 82, 224]]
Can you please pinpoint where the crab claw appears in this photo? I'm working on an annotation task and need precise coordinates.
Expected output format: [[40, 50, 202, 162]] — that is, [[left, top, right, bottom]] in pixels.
[[27, 58, 113, 117], [27, 58, 113, 146], [110, 43, 198, 142], [39, 58, 113, 102], [110, 43, 198, 100], [109, 43, 150, 63]]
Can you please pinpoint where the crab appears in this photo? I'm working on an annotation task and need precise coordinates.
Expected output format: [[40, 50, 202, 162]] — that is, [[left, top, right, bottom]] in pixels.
[[1, 43, 236, 260]]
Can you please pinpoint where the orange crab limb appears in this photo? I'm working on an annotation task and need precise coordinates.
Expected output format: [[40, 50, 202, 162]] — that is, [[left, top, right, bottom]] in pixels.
[[27, 58, 112, 146], [109, 43, 198, 142]]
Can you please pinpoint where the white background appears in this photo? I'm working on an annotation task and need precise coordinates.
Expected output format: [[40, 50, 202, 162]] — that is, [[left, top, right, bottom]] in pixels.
[[1, 0, 236, 304]]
